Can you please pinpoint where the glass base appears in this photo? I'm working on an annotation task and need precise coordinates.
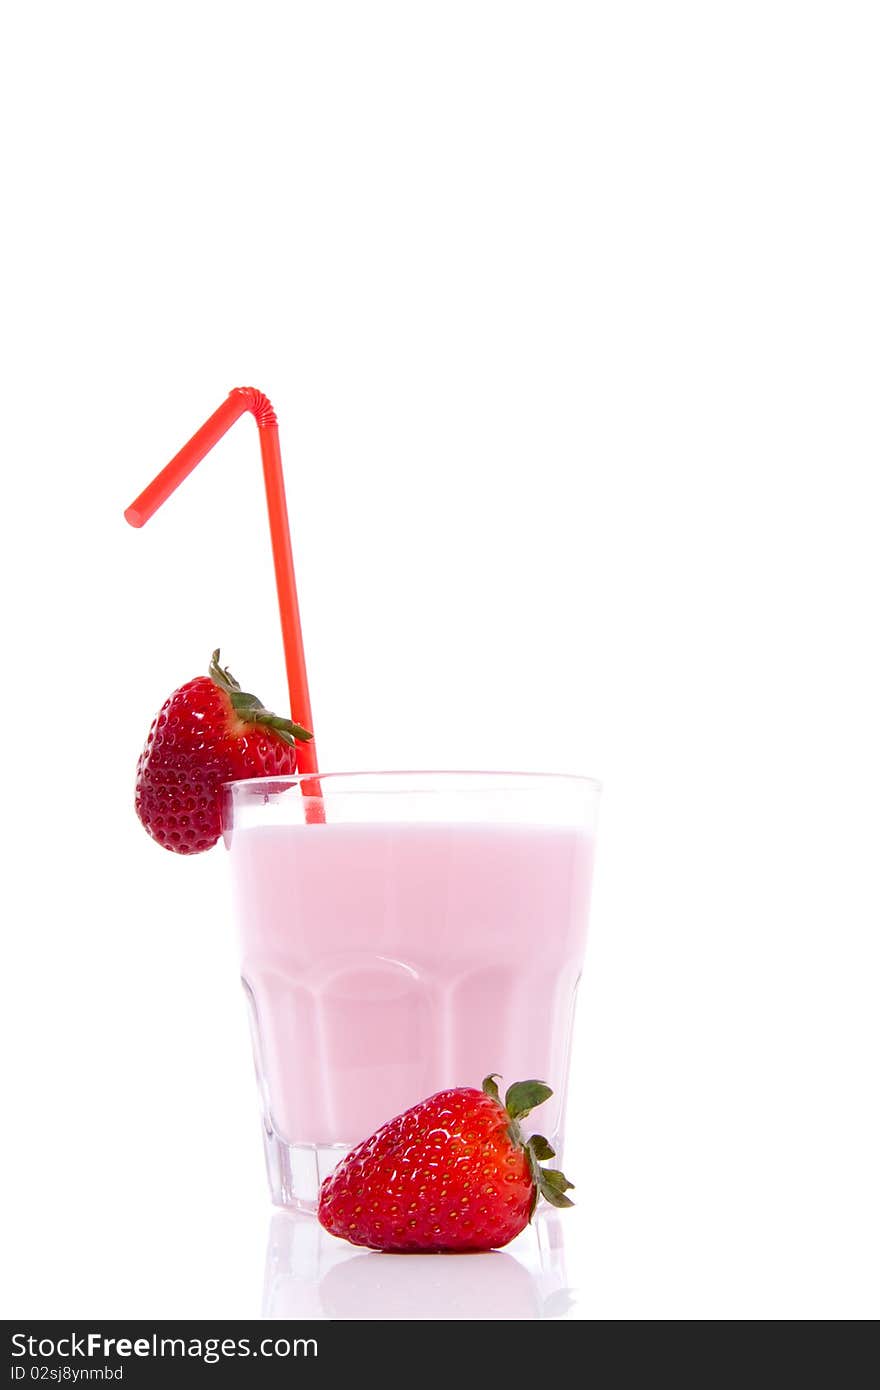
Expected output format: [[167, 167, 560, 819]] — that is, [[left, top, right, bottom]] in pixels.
[[263, 1127, 351, 1211]]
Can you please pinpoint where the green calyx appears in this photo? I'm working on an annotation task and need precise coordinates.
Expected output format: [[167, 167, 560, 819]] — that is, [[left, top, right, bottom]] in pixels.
[[208, 650, 313, 748], [482, 1074, 575, 1218]]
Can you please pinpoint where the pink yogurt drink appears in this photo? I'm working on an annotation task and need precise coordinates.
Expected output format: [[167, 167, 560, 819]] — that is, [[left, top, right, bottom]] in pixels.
[[224, 772, 599, 1209]]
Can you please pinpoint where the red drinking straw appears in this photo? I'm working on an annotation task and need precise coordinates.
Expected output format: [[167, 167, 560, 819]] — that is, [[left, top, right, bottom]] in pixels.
[[124, 387, 321, 800]]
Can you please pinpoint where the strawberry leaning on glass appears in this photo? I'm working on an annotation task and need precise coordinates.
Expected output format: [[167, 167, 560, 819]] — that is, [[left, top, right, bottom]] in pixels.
[[135, 650, 312, 854], [318, 1075, 574, 1253]]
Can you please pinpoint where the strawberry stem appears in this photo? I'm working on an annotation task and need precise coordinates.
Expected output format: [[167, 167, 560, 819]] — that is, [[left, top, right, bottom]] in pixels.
[[481, 1073, 575, 1218], [208, 649, 313, 745]]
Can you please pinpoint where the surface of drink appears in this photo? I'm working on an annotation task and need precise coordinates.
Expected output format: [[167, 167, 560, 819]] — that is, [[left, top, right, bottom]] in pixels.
[[226, 776, 597, 1209]]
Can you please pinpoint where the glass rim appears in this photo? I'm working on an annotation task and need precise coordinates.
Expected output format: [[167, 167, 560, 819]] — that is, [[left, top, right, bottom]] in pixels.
[[224, 768, 602, 795]]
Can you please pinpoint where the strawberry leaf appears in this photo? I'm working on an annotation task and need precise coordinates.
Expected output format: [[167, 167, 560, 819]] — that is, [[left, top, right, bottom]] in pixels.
[[505, 1080, 553, 1121], [527, 1134, 556, 1161], [537, 1167, 575, 1209], [481, 1074, 502, 1103], [208, 649, 242, 692]]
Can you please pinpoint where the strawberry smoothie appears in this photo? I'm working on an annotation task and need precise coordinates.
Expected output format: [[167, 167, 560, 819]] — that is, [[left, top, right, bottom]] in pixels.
[[225, 773, 598, 1209]]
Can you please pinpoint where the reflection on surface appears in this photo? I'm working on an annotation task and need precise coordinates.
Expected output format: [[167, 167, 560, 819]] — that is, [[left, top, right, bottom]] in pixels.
[[263, 1208, 574, 1320]]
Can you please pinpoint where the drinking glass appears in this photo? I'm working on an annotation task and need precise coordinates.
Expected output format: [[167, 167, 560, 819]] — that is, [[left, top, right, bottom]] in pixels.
[[224, 771, 599, 1209]]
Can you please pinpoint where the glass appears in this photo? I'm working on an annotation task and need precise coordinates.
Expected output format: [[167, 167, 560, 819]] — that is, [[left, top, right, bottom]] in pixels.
[[223, 771, 600, 1209]]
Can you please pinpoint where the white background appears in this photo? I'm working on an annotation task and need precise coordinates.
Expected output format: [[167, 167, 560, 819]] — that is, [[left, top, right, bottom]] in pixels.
[[1, 1, 878, 1320]]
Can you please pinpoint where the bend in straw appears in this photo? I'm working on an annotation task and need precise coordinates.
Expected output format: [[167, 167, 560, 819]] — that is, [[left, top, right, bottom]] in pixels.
[[124, 387, 321, 801]]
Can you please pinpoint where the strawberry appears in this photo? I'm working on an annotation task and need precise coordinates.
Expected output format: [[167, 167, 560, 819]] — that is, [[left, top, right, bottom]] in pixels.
[[135, 649, 312, 855], [317, 1075, 574, 1253]]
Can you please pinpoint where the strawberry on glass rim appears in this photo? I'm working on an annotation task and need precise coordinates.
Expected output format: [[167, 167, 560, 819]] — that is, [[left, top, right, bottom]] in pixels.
[[318, 1075, 574, 1254], [135, 650, 312, 855]]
